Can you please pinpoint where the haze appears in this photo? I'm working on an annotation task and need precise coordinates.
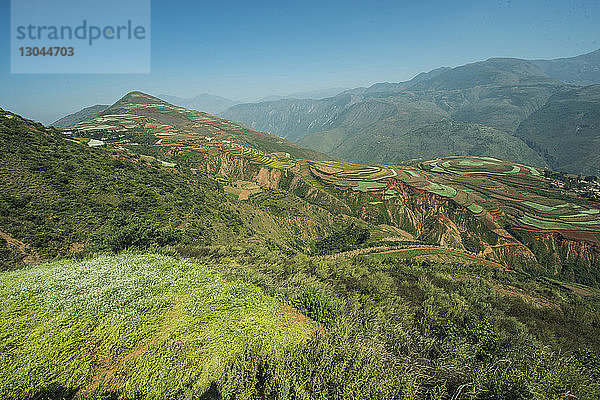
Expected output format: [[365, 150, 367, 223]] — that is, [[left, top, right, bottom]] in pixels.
[[0, 0, 598, 124]]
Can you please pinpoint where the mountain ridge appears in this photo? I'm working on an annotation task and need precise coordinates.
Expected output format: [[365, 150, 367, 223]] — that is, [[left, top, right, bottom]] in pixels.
[[221, 49, 600, 175]]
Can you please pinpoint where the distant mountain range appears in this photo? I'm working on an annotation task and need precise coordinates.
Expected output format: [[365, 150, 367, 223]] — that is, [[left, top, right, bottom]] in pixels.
[[222, 49, 600, 176], [156, 93, 239, 115], [255, 87, 350, 103]]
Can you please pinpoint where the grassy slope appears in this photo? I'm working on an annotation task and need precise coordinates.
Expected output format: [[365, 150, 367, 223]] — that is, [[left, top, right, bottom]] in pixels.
[[0, 109, 343, 269], [2, 249, 600, 399], [0, 110, 243, 266], [0, 254, 316, 399], [197, 246, 600, 399]]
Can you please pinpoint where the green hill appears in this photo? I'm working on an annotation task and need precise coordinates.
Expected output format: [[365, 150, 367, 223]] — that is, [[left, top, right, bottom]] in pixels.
[[0, 108, 340, 269], [2, 248, 600, 399]]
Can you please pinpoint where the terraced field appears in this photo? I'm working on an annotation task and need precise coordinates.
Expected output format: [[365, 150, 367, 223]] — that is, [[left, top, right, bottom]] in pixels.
[[308, 156, 600, 245], [421, 157, 600, 243], [64, 93, 307, 175]]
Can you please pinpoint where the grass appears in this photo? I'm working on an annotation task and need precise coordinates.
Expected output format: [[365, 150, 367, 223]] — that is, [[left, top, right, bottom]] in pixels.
[[351, 180, 386, 192], [0, 253, 316, 399], [366, 247, 485, 265]]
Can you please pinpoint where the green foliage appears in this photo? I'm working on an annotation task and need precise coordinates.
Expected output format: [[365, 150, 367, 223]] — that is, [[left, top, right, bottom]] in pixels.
[[202, 247, 600, 399], [2, 247, 600, 399], [292, 287, 342, 326], [0, 254, 315, 400], [0, 111, 338, 269], [97, 214, 183, 252], [312, 223, 370, 255]]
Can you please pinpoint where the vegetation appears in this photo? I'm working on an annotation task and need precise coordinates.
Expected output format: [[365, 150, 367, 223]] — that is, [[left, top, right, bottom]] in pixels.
[[2, 96, 600, 399], [0, 109, 335, 269], [3, 248, 599, 399], [312, 223, 370, 255], [0, 253, 316, 399]]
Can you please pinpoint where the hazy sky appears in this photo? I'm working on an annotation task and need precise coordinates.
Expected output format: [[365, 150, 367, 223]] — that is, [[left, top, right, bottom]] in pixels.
[[1, 0, 599, 124]]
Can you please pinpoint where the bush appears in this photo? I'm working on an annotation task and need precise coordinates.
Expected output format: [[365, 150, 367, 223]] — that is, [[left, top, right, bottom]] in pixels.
[[312, 223, 370, 255], [293, 287, 342, 326], [99, 215, 182, 252]]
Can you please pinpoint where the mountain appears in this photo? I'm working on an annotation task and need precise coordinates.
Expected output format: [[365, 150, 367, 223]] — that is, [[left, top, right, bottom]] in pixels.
[[51, 104, 109, 128], [255, 87, 350, 102], [222, 52, 600, 174], [3, 104, 600, 399], [157, 93, 239, 114], [516, 84, 600, 176], [67, 91, 332, 161], [531, 49, 600, 86], [223, 58, 562, 167]]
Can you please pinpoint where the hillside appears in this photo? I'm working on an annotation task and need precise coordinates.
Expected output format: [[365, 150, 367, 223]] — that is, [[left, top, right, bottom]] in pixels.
[[79, 91, 332, 161], [51, 104, 109, 128], [515, 84, 600, 175], [0, 107, 344, 269], [222, 52, 600, 175], [3, 106, 600, 398]]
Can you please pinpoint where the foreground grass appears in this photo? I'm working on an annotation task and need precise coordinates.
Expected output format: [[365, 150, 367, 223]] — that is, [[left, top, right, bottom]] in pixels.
[[0, 254, 315, 399], [2, 249, 600, 399]]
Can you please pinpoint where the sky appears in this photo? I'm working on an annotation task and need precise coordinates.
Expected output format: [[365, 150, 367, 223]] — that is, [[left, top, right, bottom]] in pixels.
[[0, 0, 599, 124]]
